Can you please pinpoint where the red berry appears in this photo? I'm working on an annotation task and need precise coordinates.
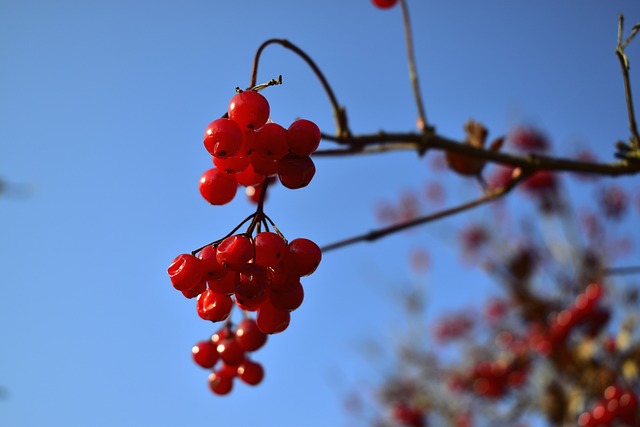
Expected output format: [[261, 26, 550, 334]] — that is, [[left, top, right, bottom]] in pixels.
[[286, 119, 321, 157], [199, 167, 238, 205], [235, 318, 267, 351], [208, 370, 234, 395], [216, 337, 245, 366], [213, 154, 250, 174], [192, 340, 219, 369], [508, 126, 549, 152], [277, 153, 316, 189], [216, 235, 254, 270], [203, 118, 243, 158], [254, 231, 288, 267], [181, 280, 207, 299], [168, 253, 204, 292], [250, 153, 279, 177], [372, 0, 398, 9], [270, 280, 304, 312], [236, 164, 265, 187], [197, 245, 226, 281], [288, 238, 322, 276], [237, 359, 265, 386], [207, 271, 237, 295], [256, 299, 291, 334], [236, 264, 268, 299], [254, 122, 288, 160], [196, 289, 233, 322], [228, 91, 270, 130]]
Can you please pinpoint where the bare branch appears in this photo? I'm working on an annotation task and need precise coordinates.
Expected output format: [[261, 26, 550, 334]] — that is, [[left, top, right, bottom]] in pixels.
[[315, 131, 640, 177], [320, 173, 527, 253], [616, 14, 640, 148], [399, 0, 431, 134]]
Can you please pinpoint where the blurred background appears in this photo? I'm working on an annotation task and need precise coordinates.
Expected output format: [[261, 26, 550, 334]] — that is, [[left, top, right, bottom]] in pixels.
[[2, 1, 640, 426]]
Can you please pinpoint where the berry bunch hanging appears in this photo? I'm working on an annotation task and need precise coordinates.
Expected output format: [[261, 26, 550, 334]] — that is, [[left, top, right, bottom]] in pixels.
[[199, 89, 320, 206], [168, 84, 322, 395]]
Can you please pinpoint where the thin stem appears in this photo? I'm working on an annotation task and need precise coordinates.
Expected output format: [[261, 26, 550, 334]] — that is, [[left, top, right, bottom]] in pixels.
[[399, 0, 430, 133], [604, 265, 640, 276], [616, 14, 640, 148], [249, 38, 350, 138], [320, 174, 526, 253], [191, 212, 257, 255]]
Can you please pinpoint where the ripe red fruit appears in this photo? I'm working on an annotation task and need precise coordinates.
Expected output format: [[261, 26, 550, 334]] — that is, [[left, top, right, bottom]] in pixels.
[[236, 264, 268, 299], [199, 167, 238, 205], [254, 231, 288, 267], [277, 153, 316, 189], [236, 164, 265, 187], [372, 0, 398, 9], [237, 359, 265, 386], [286, 119, 321, 157], [235, 318, 267, 351], [256, 299, 291, 334], [208, 370, 234, 395], [250, 153, 279, 177], [196, 289, 233, 322], [216, 337, 245, 366], [254, 122, 289, 160], [207, 271, 237, 295], [192, 340, 219, 369], [168, 253, 204, 292], [181, 280, 207, 299], [288, 238, 322, 276], [270, 280, 304, 312], [197, 245, 226, 281], [203, 118, 243, 158], [213, 154, 250, 174], [216, 234, 254, 270], [228, 91, 270, 130]]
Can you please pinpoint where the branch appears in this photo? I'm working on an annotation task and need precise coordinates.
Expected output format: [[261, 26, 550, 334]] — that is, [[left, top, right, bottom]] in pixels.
[[616, 14, 640, 149], [604, 265, 640, 276], [320, 173, 527, 253], [399, 0, 431, 134], [249, 38, 350, 138], [315, 131, 640, 177]]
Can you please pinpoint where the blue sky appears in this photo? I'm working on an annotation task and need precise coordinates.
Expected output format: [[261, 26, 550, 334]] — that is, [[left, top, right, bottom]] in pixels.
[[2, 1, 640, 426]]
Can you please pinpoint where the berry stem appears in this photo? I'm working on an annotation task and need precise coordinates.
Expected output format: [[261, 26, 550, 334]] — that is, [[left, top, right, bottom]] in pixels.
[[250, 38, 350, 139]]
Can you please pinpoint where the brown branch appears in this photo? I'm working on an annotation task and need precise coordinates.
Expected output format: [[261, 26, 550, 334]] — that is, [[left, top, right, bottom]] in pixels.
[[315, 131, 640, 177], [399, 0, 431, 134], [249, 38, 350, 138], [616, 14, 640, 148], [320, 174, 527, 253], [604, 265, 640, 276]]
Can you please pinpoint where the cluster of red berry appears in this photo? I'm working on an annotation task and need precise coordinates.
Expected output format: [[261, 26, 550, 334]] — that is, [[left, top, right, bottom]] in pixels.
[[168, 87, 322, 395], [578, 385, 639, 426], [199, 90, 320, 205], [529, 283, 608, 356], [450, 358, 529, 399], [192, 319, 267, 395]]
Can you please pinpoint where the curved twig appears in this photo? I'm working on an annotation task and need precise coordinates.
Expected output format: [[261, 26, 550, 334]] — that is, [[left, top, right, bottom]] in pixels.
[[249, 38, 350, 138]]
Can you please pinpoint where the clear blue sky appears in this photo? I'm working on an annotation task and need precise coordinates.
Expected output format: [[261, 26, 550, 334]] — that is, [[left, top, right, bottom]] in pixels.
[[2, 1, 640, 426]]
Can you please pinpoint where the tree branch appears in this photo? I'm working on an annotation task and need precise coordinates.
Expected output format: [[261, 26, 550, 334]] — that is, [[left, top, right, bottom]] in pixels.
[[315, 131, 640, 177], [320, 173, 527, 253]]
